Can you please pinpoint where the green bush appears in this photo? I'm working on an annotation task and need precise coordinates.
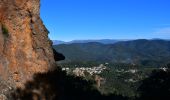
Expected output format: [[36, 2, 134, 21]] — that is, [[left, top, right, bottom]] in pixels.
[[2, 24, 9, 38]]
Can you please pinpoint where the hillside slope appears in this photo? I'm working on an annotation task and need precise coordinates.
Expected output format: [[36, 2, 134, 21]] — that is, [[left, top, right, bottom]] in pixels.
[[53, 39, 170, 67]]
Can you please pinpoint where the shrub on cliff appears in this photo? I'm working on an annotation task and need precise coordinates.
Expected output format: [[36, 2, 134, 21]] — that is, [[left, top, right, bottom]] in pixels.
[[2, 24, 9, 38]]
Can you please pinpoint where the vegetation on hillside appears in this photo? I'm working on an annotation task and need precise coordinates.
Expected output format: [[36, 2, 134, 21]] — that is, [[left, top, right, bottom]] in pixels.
[[1, 24, 9, 38], [54, 40, 170, 67]]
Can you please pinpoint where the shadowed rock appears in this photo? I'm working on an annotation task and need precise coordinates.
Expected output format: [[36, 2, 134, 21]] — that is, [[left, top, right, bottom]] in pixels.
[[11, 68, 128, 100], [53, 48, 65, 61]]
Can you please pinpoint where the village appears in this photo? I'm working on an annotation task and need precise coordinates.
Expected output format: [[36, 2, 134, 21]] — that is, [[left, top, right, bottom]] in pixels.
[[62, 64, 107, 77]]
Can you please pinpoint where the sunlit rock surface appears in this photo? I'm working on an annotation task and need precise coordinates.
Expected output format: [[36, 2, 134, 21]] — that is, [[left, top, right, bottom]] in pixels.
[[0, 0, 55, 88]]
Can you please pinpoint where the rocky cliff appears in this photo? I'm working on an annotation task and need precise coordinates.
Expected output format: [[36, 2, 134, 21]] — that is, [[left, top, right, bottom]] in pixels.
[[0, 0, 55, 88]]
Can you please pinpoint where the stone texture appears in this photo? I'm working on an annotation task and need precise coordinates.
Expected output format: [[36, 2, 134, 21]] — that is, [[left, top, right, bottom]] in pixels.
[[0, 0, 55, 88]]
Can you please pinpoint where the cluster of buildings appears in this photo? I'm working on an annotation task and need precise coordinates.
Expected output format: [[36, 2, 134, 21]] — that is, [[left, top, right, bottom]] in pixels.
[[62, 64, 107, 77], [160, 67, 168, 71], [115, 69, 138, 74]]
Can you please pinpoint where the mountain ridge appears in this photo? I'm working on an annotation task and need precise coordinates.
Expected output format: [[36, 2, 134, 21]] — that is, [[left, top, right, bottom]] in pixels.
[[52, 39, 170, 45], [53, 39, 170, 67], [52, 39, 130, 45]]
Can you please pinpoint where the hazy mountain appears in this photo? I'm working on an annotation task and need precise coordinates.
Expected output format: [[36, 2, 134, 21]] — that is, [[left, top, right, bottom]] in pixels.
[[53, 39, 170, 67], [52, 40, 65, 45], [52, 39, 129, 45], [68, 39, 126, 44]]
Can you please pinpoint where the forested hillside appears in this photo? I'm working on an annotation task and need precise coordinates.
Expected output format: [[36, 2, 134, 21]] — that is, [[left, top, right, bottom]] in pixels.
[[53, 39, 170, 67]]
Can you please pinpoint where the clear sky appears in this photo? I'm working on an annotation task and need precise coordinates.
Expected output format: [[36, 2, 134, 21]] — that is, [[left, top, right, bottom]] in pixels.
[[40, 0, 170, 41]]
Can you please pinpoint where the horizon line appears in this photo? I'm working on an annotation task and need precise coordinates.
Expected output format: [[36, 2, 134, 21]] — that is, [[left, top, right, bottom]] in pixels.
[[51, 38, 170, 42]]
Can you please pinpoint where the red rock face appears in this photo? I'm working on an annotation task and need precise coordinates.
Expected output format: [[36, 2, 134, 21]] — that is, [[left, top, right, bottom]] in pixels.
[[0, 0, 55, 87]]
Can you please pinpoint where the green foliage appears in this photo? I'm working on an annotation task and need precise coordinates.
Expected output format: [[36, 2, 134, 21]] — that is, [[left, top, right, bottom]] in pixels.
[[2, 24, 9, 38]]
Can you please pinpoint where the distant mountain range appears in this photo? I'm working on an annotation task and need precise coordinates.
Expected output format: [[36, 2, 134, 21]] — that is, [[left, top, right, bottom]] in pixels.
[[53, 39, 170, 67], [52, 39, 130, 45], [52, 40, 66, 45], [52, 39, 170, 45]]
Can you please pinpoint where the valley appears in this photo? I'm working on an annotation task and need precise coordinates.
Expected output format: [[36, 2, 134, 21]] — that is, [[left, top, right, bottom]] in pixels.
[[53, 39, 170, 98]]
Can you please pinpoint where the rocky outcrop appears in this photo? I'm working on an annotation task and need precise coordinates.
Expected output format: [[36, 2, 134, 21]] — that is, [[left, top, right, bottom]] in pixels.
[[0, 0, 55, 88]]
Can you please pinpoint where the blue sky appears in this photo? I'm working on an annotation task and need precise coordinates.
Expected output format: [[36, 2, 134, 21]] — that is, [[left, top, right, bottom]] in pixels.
[[40, 0, 170, 41]]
